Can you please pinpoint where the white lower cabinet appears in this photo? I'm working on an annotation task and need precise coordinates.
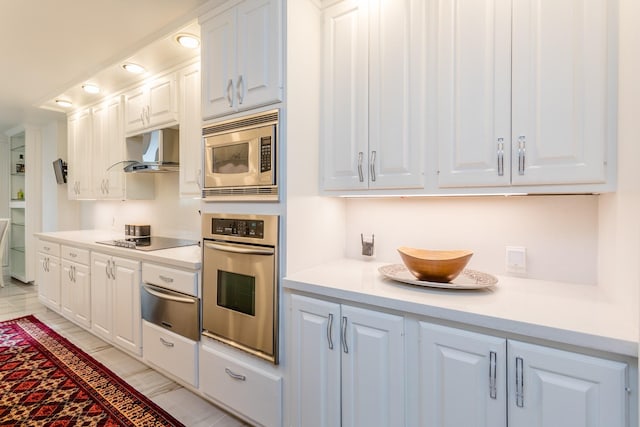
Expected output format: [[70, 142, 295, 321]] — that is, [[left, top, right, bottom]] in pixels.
[[199, 341, 282, 427], [36, 241, 60, 311], [289, 294, 405, 427], [60, 246, 91, 329], [417, 322, 628, 427], [143, 320, 198, 387], [90, 252, 141, 355], [508, 340, 628, 427]]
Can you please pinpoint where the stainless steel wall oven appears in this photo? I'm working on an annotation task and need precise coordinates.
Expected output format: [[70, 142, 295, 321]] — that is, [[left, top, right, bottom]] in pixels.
[[201, 213, 279, 364]]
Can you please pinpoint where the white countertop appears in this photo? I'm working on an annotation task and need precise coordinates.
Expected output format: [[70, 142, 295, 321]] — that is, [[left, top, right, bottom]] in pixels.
[[284, 259, 638, 357], [35, 230, 201, 270]]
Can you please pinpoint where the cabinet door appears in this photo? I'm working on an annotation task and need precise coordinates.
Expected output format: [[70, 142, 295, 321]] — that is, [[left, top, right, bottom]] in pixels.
[[419, 322, 507, 427], [37, 254, 60, 311], [322, 0, 369, 190], [93, 96, 125, 199], [341, 305, 405, 427], [147, 73, 178, 128], [436, 0, 512, 188], [179, 62, 203, 197], [236, 0, 283, 112], [60, 260, 74, 320], [90, 253, 112, 341], [290, 294, 341, 427], [511, 0, 610, 186], [201, 6, 237, 118], [112, 257, 141, 355], [368, 0, 423, 189], [124, 86, 147, 134], [73, 263, 91, 329], [67, 109, 94, 199], [508, 340, 627, 427]]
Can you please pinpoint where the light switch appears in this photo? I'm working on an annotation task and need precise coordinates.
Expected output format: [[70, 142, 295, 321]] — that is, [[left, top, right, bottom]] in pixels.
[[506, 246, 527, 274]]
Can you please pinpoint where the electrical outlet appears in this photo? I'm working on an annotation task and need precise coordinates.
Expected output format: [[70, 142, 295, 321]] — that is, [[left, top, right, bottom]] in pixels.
[[506, 246, 527, 274]]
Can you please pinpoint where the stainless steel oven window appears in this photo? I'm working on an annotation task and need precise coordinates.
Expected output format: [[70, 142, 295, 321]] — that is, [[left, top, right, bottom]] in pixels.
[[217, 270, 255, 316]]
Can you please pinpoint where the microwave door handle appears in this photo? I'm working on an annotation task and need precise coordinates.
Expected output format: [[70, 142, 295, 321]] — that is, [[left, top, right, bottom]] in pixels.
[[204, 242, 274, 256], [142, 284, 197, 304]]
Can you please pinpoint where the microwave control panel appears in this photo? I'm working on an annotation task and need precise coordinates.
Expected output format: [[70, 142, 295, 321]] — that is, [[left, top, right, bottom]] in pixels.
[[260, 136, 272, 173], [212, 218, 264, 239]]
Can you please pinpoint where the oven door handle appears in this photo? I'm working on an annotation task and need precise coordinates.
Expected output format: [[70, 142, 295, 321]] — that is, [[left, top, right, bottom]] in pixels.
[[204, 242, 274, 256], [142, 284, 197, 304]]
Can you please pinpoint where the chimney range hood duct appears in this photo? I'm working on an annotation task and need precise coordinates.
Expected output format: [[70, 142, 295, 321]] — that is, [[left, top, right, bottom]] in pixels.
[[123, 128, 179, 173]]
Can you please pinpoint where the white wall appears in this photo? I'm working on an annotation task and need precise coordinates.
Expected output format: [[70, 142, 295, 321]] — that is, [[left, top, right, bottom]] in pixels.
[[285, 0, 346, 275], [80, 173, 201, 240], [597, 0, 640, 309], [345, 195, 598, 284]]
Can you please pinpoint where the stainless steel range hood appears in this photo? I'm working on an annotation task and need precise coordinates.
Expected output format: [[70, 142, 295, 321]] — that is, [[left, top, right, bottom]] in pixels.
[[124, 128, 179, 173]]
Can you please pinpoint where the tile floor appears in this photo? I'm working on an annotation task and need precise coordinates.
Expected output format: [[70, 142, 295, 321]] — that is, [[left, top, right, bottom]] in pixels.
[[0, 274, 248, 427]]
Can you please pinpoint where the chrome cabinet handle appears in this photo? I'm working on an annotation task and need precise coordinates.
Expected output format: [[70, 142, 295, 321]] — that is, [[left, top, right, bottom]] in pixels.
[[236, 75, 244, 105], [327, 313, 334, 350], [196, 169, 202, 190], [105, 260, 111, 280], [159, 275, 174, 283], [518, 136, 526, 175], [160, 337, 175, 348], [357, 152, 364, 182], [489, 351, 497, 399], [226, 79, 234, 107], [142, 285, 197, 304], [497, 138, 505, 176], [225, 368, 246, 381], [68, 266, 73, 282], [341, 316, 349, 354], [70, 252, 77, 258], [370, 150, 377, 182], [110, 260, 116, 280], [515, 356, 524, 407]]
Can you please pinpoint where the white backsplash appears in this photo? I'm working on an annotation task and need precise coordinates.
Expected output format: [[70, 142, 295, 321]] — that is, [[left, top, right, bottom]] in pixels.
[[80, 173, 200, 240], [344, 195, 599, 285]]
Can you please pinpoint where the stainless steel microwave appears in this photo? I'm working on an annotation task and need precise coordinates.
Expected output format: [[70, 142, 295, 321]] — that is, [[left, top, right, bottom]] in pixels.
[[202, 109, 278, 201]]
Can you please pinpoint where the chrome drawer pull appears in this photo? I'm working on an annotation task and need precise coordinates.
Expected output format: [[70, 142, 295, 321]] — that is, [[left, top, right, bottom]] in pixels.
[[225, 368, 246, 381], [516, 356, 524, 407], [489, 351, 497, 399], [159, 337, 174, 348]]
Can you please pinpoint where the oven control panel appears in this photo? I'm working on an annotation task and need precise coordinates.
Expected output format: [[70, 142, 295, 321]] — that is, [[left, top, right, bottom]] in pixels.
[[212, 218, 264, 239]]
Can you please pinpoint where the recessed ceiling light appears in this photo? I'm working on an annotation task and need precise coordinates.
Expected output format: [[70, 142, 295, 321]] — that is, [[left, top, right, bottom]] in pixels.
[[176, 34, 200, 49], [55, 99, 73, 108], [82, 84, 100, 94], [122, 63, 146, 74]]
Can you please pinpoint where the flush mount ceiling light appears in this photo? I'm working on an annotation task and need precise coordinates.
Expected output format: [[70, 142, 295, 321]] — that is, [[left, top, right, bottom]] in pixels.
[[55, 99, 73, 108], [82, 83, 100, 94], [175, 34, 200, 49], [122, 63, 146, 74]]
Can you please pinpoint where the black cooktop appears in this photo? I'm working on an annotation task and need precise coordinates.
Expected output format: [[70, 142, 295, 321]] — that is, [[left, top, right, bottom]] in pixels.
[[96, 236, 198, 251]]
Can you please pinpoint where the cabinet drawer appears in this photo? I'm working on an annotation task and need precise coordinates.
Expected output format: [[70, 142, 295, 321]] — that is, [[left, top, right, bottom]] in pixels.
[[61, 245, 90, 264], [199, 344, 281, 427], [142, 320, 198, 387], [142, 263, 198, 296], [38, 240, 60, 257]]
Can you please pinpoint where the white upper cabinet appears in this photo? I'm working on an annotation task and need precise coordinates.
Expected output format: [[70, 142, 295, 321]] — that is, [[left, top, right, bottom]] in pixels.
[[124, 72, 178, 135], [92, 96, 125, 199], [67, 109, 94, 200], [436, 0, 615, 190], [179, 62, 203, 197], [322, 0, 424, 191], [200, 0, 283, 120]]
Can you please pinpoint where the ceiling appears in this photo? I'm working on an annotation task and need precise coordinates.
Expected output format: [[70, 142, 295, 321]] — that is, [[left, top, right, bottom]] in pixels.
[[0, 0, 214, 135]]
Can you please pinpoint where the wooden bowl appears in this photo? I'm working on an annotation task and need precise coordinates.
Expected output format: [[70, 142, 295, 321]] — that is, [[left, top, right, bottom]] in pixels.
[[397, 247, 473, 283]]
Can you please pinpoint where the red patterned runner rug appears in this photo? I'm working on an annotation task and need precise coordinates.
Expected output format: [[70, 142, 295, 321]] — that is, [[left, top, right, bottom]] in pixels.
[[0, 315, 184, 426]]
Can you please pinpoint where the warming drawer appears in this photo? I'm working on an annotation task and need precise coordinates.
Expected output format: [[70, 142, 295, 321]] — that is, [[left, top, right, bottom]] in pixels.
[[141, 283, 200, 341]]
